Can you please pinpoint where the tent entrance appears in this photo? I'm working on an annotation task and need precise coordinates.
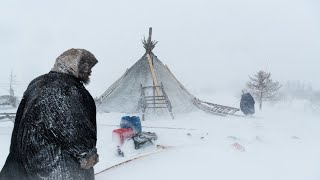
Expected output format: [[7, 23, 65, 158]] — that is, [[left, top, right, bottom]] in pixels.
[[138, 83, 174, 121]]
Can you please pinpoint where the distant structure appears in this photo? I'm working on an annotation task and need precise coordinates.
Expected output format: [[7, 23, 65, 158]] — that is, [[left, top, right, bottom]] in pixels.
[[96, 28, 239, 119], [0, 71, 19, 108]]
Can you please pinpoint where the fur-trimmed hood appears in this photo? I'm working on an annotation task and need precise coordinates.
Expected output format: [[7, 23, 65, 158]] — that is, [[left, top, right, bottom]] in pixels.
[[51, 49, 98, 79]]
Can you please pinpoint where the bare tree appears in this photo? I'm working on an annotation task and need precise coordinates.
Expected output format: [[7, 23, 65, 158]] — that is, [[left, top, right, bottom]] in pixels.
[[247, 70, 281, 110]]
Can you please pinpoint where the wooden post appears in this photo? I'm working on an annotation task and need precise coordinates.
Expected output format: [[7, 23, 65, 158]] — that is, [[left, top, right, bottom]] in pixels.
[[143, 27, 161, 95], [147, 54, 161, 96]]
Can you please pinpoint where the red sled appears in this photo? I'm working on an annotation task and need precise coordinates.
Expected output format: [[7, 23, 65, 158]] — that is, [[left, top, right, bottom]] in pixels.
[[112, 128, 135, 145]]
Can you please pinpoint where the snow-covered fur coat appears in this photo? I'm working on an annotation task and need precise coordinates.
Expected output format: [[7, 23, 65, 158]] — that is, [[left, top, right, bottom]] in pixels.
[[240, 93, 255, 115], [0, 49, 98, 180]]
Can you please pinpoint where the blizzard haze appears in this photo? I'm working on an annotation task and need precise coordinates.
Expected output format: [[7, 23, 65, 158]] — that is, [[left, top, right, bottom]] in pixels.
[[1, 1, 320, 179], [0, 0, 320, 98]]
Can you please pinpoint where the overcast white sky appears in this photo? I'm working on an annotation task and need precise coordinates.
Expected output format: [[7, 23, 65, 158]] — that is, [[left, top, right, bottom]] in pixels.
[[0, 0, 319, 97]]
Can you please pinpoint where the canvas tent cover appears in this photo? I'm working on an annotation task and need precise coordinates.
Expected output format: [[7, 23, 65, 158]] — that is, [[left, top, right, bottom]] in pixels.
[[96, 53, 198, 113]]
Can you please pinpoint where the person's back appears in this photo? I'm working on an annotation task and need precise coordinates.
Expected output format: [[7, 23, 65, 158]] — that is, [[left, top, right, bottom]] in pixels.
[[0, 49, 99, 180], [240, 92, 255, 115]]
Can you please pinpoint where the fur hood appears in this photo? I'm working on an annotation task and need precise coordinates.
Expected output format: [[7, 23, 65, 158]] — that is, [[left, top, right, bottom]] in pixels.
[[51, 49, 98, 79]]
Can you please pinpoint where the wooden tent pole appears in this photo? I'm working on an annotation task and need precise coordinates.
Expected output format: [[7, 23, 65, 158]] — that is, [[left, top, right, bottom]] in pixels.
[[147, 53, 161, 96], [143, 27, 161, 96]]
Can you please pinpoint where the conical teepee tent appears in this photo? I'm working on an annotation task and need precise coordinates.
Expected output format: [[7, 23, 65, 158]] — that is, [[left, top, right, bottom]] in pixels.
[[96, 28, 240, 117]]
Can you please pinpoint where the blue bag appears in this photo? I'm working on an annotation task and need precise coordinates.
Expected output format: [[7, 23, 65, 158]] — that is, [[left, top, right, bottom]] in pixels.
[[120, 116, 142, 134]]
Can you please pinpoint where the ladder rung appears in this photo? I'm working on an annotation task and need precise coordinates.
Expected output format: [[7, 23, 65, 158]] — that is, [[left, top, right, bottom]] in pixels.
[[145, 96, 165, 98], [145, 99, 166, 101], [142, 85, 162, 88], [145, 96, 166, 99], [0, 113, 16, 115], [146, 102, 167, 104], [146, 106, 168, 108]]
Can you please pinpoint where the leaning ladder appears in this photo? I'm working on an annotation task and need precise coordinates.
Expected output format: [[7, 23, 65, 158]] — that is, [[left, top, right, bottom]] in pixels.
[[0, 113, 15, 122], [139, 83, 174, 121], [193, 99, 240, 116]]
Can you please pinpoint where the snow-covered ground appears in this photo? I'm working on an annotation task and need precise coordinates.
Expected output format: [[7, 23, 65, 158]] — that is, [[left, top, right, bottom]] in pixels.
[[1, 95, 320, 180]]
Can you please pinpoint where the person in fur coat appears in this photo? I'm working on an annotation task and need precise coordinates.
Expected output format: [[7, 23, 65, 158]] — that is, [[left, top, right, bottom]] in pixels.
[[0, 49, 99, 180]]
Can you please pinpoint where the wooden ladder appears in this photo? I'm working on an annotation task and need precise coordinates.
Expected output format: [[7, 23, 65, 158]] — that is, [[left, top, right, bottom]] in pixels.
[[139, 83, 174, 121], [0, 113, 15, 122], [193, 99, 240, 116]]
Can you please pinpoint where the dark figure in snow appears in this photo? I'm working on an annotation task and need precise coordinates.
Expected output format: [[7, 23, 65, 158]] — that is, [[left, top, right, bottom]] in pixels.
[[240, 91, 255, 115], [0, 49, 99, 180]]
